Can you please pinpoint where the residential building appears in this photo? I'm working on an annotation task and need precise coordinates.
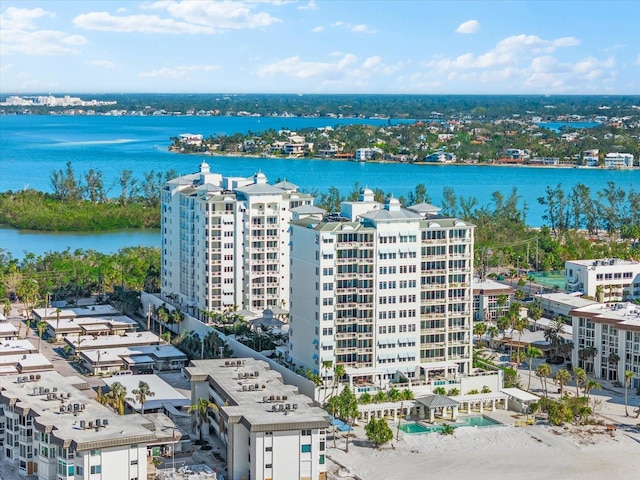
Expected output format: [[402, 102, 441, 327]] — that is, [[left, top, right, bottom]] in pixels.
[[0, 320, 18, 341], [582, 149, 599, 167], [535, 292, 598, 320], [569, 302, 640, 388], [354, 147, 383, 161], [186, 358, 330, 480], [604, 152, 634, 168], [565, 258, 640, 302], [472, 278, 515, 322], [161, 163, 314, 316], [0, 340, 53, 376], [102, 374, 190, 414], [288, 189, 474, 387], [423, 151, 456, 163], [0, 371, 180, 479]]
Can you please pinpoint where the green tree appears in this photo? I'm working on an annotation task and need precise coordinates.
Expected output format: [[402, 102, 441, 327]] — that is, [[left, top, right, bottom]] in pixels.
[[188, 397, 219, 445], [535, 363, 552, 397], [105, 381, 129, 415], [365, 418, 393, 448], [525, 345, 543, 391], [338, 386, 358, 453], [554, 369, 572, 397], [573, 367, 587, 398], [36, 320, 47, 353], [132, 381, 155, 412]]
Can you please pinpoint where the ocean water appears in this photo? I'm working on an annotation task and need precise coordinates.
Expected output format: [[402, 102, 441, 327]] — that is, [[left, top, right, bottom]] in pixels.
[[0, 114, 638, 258]]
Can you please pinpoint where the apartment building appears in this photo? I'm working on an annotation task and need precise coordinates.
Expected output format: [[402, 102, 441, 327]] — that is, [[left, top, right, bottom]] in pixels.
[[570, 302, 640, 388], [0, 371, 178, 479], [472, 278, 515, 322], [186, 358, 330, 480], [603, 152, 634, 168], [288, 189, 474, 386], [565, 258, 640, 302], [161, 162, 314, 316]]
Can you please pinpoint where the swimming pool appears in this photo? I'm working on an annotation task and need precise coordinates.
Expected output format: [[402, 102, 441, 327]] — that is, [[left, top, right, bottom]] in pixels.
[[399, 416, 502, 434]]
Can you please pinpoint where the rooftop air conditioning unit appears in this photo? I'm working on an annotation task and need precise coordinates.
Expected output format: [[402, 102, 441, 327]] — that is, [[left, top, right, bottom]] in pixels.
[[103, 419, 109, 426], [96, 419, 101, 428]]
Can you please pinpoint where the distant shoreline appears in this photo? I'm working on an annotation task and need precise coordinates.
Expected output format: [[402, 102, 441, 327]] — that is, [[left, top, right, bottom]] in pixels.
[[170, 151, 621, 170]]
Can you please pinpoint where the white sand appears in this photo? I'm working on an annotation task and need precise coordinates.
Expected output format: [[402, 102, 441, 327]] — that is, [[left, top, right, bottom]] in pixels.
[[327, 369, 640, 480]]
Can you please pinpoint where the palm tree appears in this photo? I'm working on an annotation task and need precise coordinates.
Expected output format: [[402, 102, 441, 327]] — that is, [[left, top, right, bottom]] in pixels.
[[535, 363, 552, 397], [169, 308, 185, 334], [473, 322, 486, 345], [321, 360, 333, 401], [36, 320, 47, 353], [583, 379, 601, 404], [3, 300, 11, 318], [624, 371, 635, 416], [525, 345, 543, 391], [527, 301, 543, 332], [387, 388, 401, 403], [486, 326, 499, 350], [573, 367, 587, 397], [188, 397, 219, 445], [553, 369, 572, 397], [106, 381, 129, 415], [496, 316, 510, 350], [132, 381, 155, 412], [332, 364, 345, 399]]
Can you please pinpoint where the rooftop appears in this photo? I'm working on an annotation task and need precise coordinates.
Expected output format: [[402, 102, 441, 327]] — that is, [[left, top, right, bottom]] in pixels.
[[186, 358, 330, 433], [103, 374, 190, 412], [0, 371, 177, 451], [569, 302, 640, 331], [65, 331, 159, 351]]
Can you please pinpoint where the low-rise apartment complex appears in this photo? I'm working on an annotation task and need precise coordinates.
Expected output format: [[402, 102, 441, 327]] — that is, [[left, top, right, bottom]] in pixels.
[[186, 358, 330, 480], [0, 371, 179, 479]]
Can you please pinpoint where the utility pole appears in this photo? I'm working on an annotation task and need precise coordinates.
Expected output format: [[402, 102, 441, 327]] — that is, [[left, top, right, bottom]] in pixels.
[[147, 303, 152, 331]]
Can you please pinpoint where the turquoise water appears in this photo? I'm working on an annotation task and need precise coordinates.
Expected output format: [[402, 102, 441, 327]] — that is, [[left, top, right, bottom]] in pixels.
[[399, 416, 502, 434], [1, 115, 636, 228]]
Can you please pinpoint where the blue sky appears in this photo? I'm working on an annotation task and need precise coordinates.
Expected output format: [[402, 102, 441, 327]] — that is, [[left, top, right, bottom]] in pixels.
[[1, 0, 639, 94]]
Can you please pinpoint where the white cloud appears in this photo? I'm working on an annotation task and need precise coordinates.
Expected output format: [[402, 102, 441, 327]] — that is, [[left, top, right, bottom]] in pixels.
[[636, 53, 640, 65], [456, 20, 479, 34], [298, 0, 318, 10], [139, 64, 219, 78], [427, 34, 581, 72], [256, 54, 357, 79], [328, 21, 376, 34], [312, 26, 324, 33], [0, 62, 14, 73], [87, 60, 116, 68], [0, 7, 87, 55], [75, 1, 281, 34]]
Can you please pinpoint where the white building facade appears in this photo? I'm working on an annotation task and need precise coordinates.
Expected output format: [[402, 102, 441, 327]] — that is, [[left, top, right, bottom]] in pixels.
[[570, 303, 640, 389], [186, 359, 330, 480], [288, 190, 474, 385], [0, 372, 176, 480], [603, 152, 634, 168], [565, 258, 640, 302], [161, 163, 314, 316]]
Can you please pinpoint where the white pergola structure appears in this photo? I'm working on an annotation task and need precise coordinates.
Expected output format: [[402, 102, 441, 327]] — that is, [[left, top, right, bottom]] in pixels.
[[420, 360, 460, 382], [454, 392, 509, 414], [501, 387, 540, 413], [357, 400, 417, 423]]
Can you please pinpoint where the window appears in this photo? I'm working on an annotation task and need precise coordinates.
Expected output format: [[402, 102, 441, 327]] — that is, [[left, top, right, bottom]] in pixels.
[[90, 449, 101, 456], [301, 429, 311, 436], [301, 444, 311, 453], [266, 463, 272, 468], [320, 454, 325, 464], [91, 465, 102, 474], [131, 460, 138, 466], [265, 447, 272, 452]]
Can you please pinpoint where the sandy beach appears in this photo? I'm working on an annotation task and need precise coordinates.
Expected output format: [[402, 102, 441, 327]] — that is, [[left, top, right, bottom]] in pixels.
[[327, 371, 640, 480]]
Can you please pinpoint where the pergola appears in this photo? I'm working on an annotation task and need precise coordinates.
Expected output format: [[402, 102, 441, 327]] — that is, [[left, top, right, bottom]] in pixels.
[[415, 394, 459, 422], [454, 392, 509, 414], [357, 400, 417, 423]]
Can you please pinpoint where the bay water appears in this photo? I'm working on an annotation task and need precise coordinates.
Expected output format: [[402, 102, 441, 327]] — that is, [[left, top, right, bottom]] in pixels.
[[1, 115, 638, 259]]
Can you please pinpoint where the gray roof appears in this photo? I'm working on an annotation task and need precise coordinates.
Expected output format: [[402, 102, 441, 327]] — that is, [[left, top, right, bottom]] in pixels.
[[407, 203, 442, 214], [415, 394, 458, 408], [290, 205, 325, 214], [273, 180, 299, 190], [360, 208, 422, 222], [235, 183, 289, 195]]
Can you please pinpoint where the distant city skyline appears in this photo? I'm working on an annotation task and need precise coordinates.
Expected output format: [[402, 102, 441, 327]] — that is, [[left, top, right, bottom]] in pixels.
[[1, 0, 639, 95]]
